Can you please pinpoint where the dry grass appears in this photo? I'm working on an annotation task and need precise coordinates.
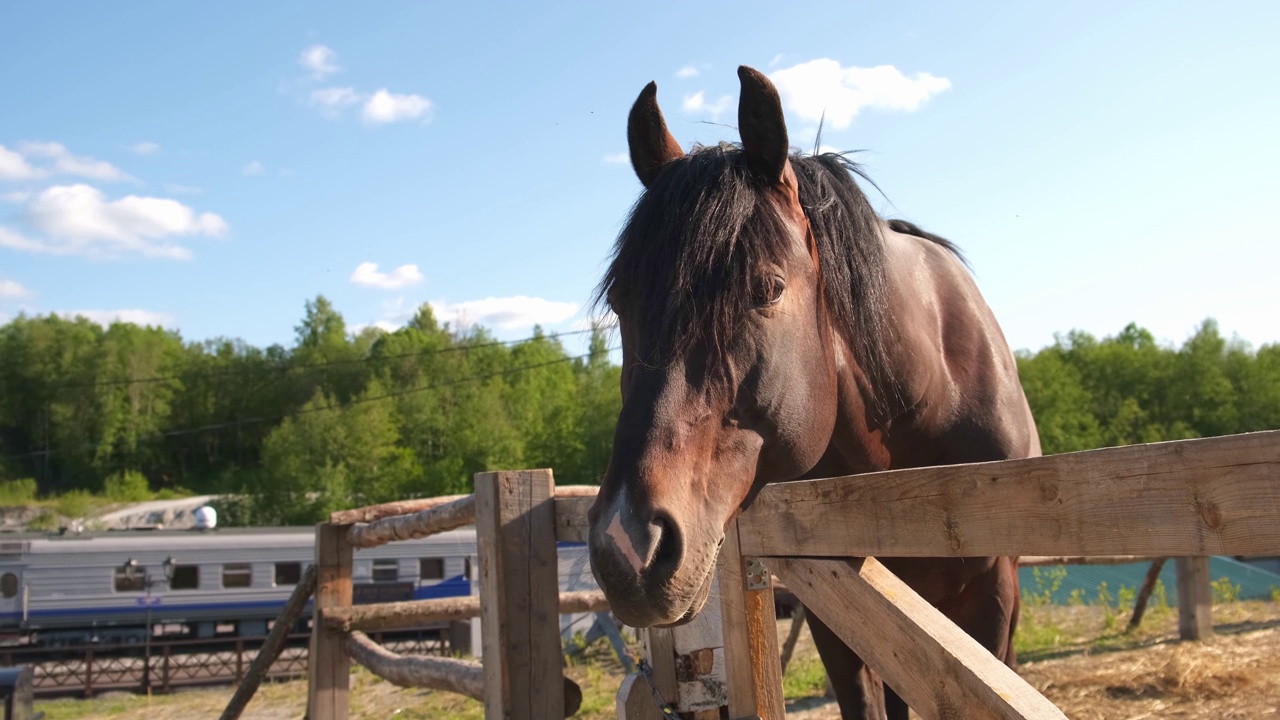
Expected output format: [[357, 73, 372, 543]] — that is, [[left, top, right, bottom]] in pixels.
[[36, 601, 1280, 719]]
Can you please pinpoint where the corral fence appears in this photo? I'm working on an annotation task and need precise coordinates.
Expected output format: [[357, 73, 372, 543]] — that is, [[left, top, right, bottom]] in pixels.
[[304, 471, 611, 720], [288, 429, 1279, 719]]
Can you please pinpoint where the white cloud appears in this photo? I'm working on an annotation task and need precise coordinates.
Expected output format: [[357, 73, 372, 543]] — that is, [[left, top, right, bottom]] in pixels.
[[675, 65, 699, 79], [18, 141, 129, 181], [0, 227, 44, 253], [431, 296, 579, 331], [0, 144, 43, 181], [6, 184, 227, 260], [164, 183, 202, 195], [768, 58, 951, 129], [299, 44, 341, 79], [57, 309, 175, 328], [242, 161, 265, 176], [349, 262, 424, 290], [2, 191, 32, 203], [362, 89, 433, 124], [681, 91, 732, 119], [0, 278, 31, 299], [602, 152, 629, 166], [310, 86, 363, 117], [769, 53, 785, 68], [351, 320, 401, 335], [571, 311, 618, 333], [130, 141, 160, 155]]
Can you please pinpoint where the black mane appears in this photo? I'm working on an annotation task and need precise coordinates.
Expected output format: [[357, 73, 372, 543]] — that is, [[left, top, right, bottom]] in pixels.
[[595, 142, 962, 398]]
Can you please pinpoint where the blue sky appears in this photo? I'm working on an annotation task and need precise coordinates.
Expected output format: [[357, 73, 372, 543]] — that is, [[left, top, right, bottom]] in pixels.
[[1, 0, 1277, 358]]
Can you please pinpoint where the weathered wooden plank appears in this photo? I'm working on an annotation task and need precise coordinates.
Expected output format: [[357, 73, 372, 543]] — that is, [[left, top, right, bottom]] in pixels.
[[346, 495, 476, 549], [307, 524, 352, 720], [554, 495, 595, 543], [741, 431, 1280, 558], [332, 485, 598, 526], [771, 556, 1066, 719], [1176, 556, 1213, 640], [641, 628, 678, 705], [330, 494, 469, 525], [616, 673, 666, 720], [476, 469, 563, 720], [718, 519, 785, 720], [221, 565, 316, 720], [1018, 555, 1163, 566], [322, 590, 609, 633]]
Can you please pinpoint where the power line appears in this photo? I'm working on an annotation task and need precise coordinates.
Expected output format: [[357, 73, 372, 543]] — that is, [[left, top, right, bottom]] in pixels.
[[1, 346, 618, 463], [48, 327, 608, 391]]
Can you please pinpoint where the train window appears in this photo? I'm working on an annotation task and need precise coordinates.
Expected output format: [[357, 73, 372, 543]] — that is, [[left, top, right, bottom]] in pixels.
[[114, 563, 146, 592], [223, 563, 252, 588], [372, 559, 398, 583], [171, 564, 199, 590], [275, 562, 302, 586], [1, 572, 16, 599], [419, 558, 444, 581]]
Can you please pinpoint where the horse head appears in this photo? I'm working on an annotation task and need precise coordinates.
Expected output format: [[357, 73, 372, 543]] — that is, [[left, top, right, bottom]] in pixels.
[[587, 67, 842, 627]]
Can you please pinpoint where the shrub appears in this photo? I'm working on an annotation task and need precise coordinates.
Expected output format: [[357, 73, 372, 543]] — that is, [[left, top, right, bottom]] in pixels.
[[103, 470, 151, 502], [0, 478, 38, 506]]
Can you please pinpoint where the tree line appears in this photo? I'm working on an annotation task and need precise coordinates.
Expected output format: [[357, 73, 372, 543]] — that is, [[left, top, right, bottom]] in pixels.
[[0, 297, 620, 525], [1, 300, 1277, 525]]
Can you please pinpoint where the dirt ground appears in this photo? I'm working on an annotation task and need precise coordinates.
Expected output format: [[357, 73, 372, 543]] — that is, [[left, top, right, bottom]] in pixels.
[[784, 601, 1280, 720]]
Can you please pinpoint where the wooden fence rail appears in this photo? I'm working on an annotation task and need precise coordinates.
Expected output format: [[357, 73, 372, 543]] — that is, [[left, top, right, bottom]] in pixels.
[[305, 470, 601, 720], [299, 429, 1279, 720]]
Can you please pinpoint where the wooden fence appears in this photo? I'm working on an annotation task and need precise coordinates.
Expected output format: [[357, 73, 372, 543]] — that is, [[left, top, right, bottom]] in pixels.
[[303, 429, 1280, 719], [305, 470, 608, 720]]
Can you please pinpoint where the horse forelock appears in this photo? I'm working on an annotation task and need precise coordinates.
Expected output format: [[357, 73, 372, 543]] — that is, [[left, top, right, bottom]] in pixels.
[[594, 142, 915, 412]]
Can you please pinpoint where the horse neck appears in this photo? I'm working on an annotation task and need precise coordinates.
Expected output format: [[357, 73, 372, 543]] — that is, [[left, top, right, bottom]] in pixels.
[[820, 224, 955, 475]]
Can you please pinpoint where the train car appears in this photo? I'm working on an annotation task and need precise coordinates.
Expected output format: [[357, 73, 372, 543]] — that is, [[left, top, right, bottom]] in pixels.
[[0, 526, 476, 646]]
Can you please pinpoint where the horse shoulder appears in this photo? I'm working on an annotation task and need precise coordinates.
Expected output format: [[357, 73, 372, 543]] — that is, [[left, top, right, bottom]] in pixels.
[[883, 225, 1040, 463]]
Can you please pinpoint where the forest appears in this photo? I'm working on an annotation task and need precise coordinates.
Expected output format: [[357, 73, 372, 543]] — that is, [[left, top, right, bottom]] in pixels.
[[1, 297, 1277, 525]]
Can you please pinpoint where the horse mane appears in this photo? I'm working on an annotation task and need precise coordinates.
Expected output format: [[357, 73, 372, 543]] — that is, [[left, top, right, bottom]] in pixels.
[[595, 142, 964, 401]]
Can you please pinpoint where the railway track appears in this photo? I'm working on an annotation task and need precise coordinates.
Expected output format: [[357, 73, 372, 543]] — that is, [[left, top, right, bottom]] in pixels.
[[1, 628, 453, 697]]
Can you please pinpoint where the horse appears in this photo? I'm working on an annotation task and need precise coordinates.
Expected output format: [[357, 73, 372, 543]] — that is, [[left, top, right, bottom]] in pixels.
[[586, 65, 1041, 719]]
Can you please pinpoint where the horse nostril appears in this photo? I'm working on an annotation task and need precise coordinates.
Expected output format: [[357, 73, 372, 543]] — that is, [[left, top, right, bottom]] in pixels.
[[649, 512, 683, 573]]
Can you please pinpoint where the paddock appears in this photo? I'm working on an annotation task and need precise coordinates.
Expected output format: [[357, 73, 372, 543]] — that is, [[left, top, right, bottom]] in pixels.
[[249, 429, 1280, 719]]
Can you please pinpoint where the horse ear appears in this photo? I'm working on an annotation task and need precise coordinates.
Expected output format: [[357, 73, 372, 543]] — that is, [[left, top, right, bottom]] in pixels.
[[737, 65, 789, 183], [627, 81, 684, 188]]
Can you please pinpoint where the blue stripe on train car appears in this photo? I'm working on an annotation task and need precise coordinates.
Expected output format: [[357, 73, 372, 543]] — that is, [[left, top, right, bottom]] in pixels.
[[413, 575, 471, 599], [18, 576, 475, 623]]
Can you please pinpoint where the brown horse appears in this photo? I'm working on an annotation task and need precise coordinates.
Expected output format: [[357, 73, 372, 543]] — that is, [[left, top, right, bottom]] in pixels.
[[586, 65, 1041, 719]]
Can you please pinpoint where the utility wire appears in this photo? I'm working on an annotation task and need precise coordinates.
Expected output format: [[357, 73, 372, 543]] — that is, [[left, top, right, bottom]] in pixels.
[[51, 327, 607, 390], [1, 346, 618, 463]]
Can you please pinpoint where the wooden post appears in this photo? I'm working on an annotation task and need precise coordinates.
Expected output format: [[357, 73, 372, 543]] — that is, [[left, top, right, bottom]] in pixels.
[[718, 519, 785, 719], [475, 469, 564, 720], [307, 523, 353, 720], [642, 627, 678, 705], [618, 572, 731, 719], [1127, 558, 1167, 632], [1176, 556, 1213, 640], [221, 564, 317, 720], [780, 605, 806, 674]]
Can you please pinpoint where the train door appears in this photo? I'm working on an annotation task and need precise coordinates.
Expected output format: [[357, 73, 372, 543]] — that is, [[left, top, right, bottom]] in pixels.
[[0, 562, 26, 640]]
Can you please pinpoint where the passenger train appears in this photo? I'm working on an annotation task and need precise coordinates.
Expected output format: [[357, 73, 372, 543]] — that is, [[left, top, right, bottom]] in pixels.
[[0, 524, 483, 646]]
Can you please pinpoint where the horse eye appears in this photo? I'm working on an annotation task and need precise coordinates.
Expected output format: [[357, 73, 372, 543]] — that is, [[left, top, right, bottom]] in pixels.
[[753, 275, 785, 307]]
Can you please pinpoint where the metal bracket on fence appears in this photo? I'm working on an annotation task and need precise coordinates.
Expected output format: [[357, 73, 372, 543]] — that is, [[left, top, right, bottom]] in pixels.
[[745, 558, 769, 591]]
